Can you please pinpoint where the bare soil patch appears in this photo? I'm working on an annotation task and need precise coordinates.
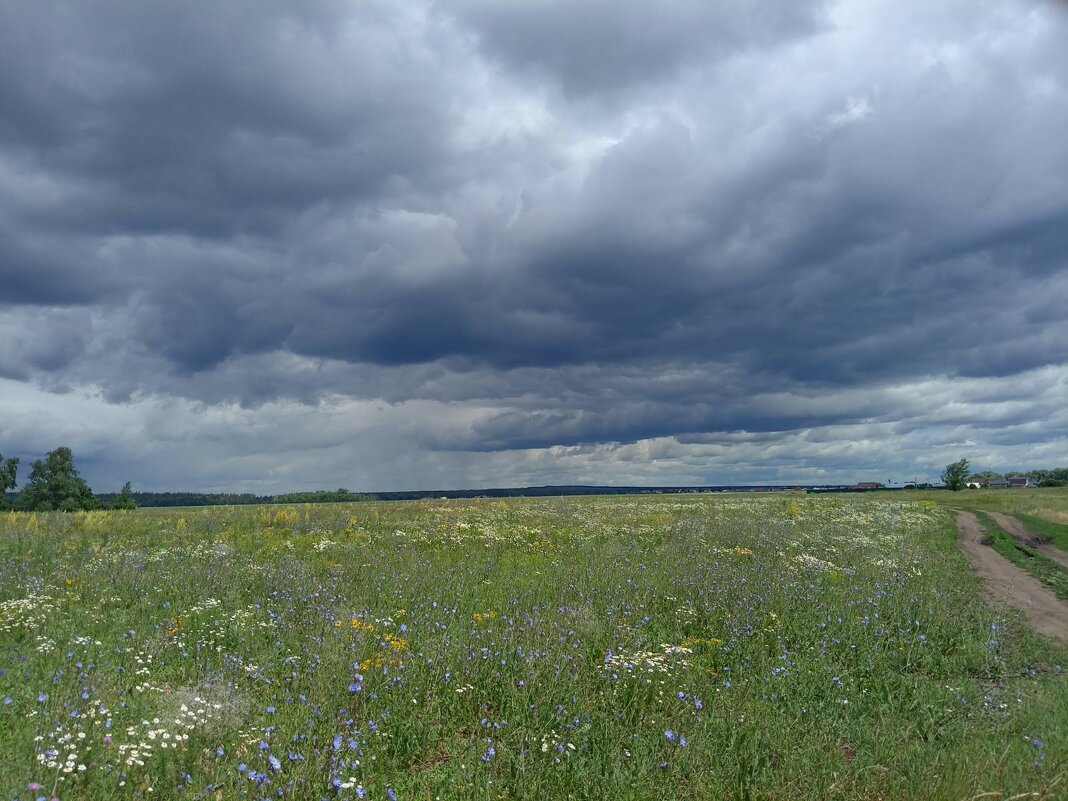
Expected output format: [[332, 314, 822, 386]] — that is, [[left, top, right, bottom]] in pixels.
[[953, 510, 1068, 642], [985, 510, 1068, 571]]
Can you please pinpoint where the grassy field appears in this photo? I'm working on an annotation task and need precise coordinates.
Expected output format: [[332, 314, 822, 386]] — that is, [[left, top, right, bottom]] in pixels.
[[1, 495, 1066, 800], [906, 487, 1068, 527], [901, 486, 1068, 600]]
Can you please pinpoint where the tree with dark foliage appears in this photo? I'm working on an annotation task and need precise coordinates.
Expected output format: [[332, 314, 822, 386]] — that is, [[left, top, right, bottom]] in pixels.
[[0, 453, 18, 509], [20, 447, 96, 511], [111, 481, 137, 510]]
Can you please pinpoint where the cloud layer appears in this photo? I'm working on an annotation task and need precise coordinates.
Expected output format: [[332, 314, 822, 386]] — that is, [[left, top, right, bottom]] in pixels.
[[1, 0, 1066, 491]]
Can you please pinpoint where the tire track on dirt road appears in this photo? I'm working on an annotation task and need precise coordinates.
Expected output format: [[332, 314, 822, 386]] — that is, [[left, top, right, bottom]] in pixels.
[[984, 510, 1068, 571], [953, 510, 1068, 643]]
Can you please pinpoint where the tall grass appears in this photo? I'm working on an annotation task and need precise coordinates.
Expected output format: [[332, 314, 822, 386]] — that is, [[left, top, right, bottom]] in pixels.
[[904, 486, 1068, 525], [1, 495, 1065, 800]]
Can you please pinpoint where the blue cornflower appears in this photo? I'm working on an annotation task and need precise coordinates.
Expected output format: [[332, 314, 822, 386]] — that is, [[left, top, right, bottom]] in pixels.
[[355, 786, 366, 798], [237, 763, 248, 773], [37, 692, 47, 702], [266, 705, 275, 714], [215, 747, 225, 757], [3, 696, 11, 705], [268, 754, 281, 771], [664, 729, 678, 743]]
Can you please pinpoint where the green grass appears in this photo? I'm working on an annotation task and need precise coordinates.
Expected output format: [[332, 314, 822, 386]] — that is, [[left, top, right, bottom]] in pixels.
[[1016, 513, 1068, 553], [900, 486, 1068, 527], [1, 496, 1066, 800]]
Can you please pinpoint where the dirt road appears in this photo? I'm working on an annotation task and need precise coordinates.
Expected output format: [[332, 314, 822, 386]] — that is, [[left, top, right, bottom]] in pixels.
[[953, 510, 1068, 642], [985, 510, 1068, 571]]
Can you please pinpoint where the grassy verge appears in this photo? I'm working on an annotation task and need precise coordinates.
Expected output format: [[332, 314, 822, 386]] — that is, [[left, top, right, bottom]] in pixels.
[[1016, 513, 1068, 553], [972, 510, 1068, 602]]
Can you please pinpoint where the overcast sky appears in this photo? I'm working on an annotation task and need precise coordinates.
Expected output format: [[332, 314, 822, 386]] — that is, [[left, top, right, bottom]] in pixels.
[[1, 0, 1066, 493]]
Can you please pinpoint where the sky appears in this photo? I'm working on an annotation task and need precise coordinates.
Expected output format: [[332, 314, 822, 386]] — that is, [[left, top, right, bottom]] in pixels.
[[1, 0, 1067, 493]]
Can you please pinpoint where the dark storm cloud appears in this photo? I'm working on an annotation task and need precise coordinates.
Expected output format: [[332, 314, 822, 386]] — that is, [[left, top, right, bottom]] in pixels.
[[0, 307, 91, 380], [0, 1, 467, 240], [0, 227, 109, 305], [450, 0, 828, 94], [1, 0, 1067, 489]]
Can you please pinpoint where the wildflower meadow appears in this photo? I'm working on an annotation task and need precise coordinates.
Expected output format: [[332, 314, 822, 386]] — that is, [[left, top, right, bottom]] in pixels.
[[1, 495, 1065, 800]]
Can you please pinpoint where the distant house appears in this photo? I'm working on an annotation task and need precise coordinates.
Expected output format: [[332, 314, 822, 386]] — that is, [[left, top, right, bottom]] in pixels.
[[855, 482, 883, 490], [988, 477, 1010, 489], [1007, 476, 1036, 489]]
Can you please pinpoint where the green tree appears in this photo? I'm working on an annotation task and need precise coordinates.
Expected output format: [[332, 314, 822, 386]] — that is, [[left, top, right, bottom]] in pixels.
[[19, 447, 97, 511], [941, 458, 970, 492], [0, 453, 18, 509], [112, 481, 137, 510]]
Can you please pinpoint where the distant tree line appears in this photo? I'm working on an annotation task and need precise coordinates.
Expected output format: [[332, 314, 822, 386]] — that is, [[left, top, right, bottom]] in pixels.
[[114, 491, 266, 507], [111, 489, 377, 507], [1, 450, 380, 509], [271, 489, 377, 504], [5, 446, 1066, 510], [1, 447, 135, 511], [115, 489, 377, 506], [967, 468, 1068, 488]]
